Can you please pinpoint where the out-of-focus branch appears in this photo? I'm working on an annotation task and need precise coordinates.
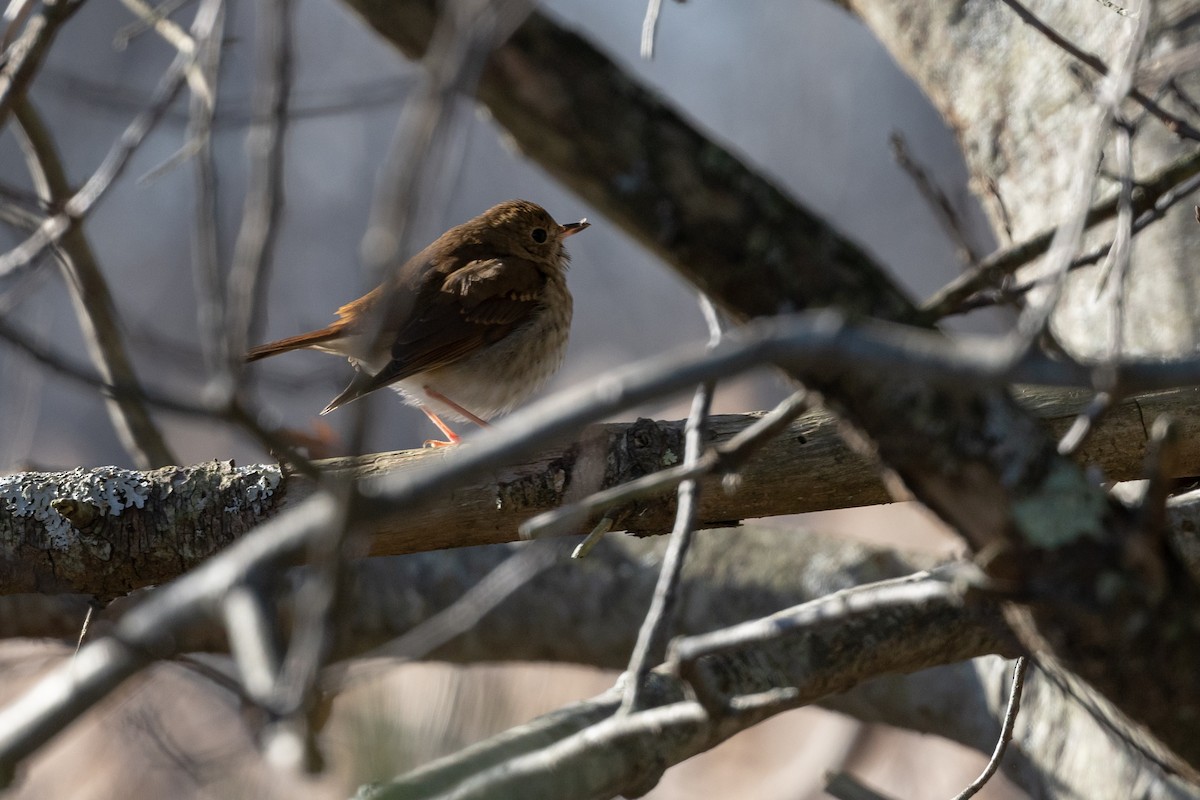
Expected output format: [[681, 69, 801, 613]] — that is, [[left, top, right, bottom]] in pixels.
[[0, 3, 210, 279], [223, 0, 291, 381], [10, 97, 175, 468], [0, 0, 79, 130]]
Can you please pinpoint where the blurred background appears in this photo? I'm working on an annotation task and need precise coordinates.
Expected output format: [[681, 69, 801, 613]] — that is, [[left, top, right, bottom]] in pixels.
[[0, 0, 1021, 797]]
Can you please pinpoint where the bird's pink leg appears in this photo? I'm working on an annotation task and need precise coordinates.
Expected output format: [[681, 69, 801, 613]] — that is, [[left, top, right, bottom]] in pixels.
[[419, 387, 492, 447], [420, 406, 461, 448], [423, 387, 491, 428]]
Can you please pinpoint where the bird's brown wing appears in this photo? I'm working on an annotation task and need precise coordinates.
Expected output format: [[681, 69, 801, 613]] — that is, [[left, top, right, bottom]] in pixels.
[[321, 256, 545, 412]]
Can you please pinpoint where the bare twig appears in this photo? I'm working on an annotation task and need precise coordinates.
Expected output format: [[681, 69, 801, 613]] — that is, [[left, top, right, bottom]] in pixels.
[[1057, 390, 1116, 456], [14, 303, 1200, 447], [620, 295, 720, 714], [0, 0, 79, 131], [10, 96, 176, 468], [1096, 118, 1136, 346], [890, 131, 982, 265], [0, 23, 202, 278], [223, 0, 291, 384], [114, 0, 195, 49], [951, 657, 1029, 800], [668, 569, 967, 676], [1055, 115, 1139, 457], [187, 0, 227, 374], [223, 583, 282, 703], [118, 0, 213, 106], [640, 0, 663, 59]]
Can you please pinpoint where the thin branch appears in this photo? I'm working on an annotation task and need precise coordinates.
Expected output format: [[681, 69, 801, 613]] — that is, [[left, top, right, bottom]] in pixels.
[[0, 25, 201, 278], [1096, 118, 1136, 351], [1057, 390, 1116, 456], [951, 657, 1029, 800], [118, 0, 213, 106], [1055, 117, 1140, 456], [223, 583, 282, 703], [890, 131, 982, 265], [1138, 416, 1181, 548], [187, 0, 227, 374], [113, 0, 195, 49], [14, 298, 1200, 468], [223, 0, 291, 383], [0, 0, 80, 131], [10, 96, 176, 468], [323, 541, 559, 692], [620, 296, 718, 714], [640, 0, 662, 59]]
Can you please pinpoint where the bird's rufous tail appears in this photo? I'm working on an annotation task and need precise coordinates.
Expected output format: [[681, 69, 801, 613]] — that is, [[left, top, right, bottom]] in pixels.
[[245, 326, 342, 362]]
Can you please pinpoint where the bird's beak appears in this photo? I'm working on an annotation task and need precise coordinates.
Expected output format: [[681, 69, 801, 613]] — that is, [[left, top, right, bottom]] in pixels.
[[561, 219, 590, 238]]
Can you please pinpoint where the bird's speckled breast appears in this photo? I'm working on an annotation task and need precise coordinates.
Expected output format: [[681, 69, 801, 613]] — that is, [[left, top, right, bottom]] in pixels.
[[393, 274, 573, 421]]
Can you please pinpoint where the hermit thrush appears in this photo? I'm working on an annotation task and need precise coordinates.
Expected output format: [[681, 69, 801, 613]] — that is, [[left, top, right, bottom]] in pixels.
[[246, 199, 589, 444]]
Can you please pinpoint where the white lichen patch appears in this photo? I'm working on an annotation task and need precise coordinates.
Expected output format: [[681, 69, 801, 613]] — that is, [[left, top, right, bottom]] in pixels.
[[223, 465, 282, 515], [0, 467, 152, 548]]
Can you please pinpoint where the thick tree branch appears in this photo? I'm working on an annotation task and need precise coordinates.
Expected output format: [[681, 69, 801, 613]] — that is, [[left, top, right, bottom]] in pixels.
[[2, 385, 1197, 598]]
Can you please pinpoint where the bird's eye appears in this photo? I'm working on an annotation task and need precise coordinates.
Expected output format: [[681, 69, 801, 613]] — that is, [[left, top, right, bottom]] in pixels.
[[530, 227, 548, 243]]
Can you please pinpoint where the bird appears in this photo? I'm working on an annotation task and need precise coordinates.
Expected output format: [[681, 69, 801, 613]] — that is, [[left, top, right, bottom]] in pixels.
[[246, 199, 589, 445]]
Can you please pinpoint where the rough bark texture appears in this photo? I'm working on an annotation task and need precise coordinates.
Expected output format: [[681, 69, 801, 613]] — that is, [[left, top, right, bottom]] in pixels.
[[0, 461, 283, 598]]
